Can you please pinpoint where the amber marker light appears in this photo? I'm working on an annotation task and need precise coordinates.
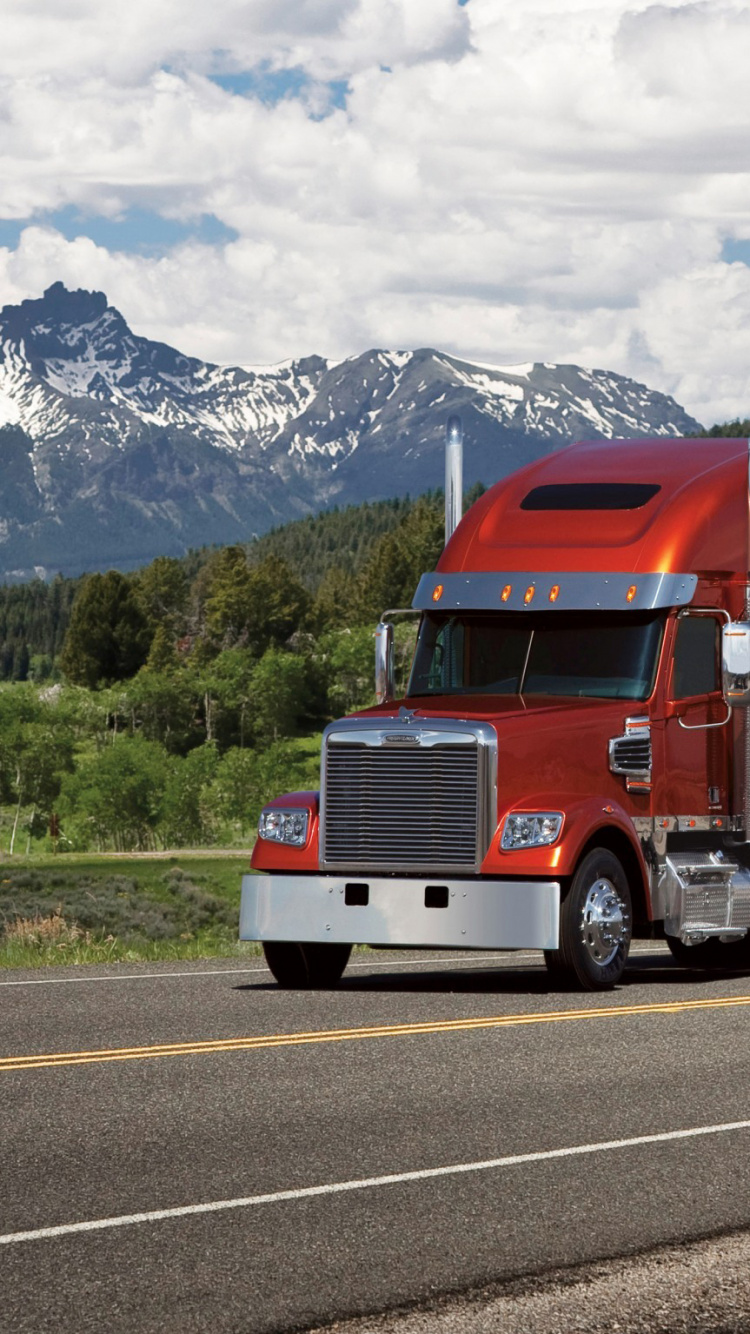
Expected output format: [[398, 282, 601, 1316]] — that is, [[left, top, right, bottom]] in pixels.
[[524, 585, 535, 604], [626, 585, 637, 602], [501, 584, 512, 602], [432, 584, 444, 603], [549, 584, 560, 603]]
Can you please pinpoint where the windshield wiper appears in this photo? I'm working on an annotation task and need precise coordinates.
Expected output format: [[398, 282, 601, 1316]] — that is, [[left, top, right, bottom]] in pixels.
[[518, 629, 535, 695]]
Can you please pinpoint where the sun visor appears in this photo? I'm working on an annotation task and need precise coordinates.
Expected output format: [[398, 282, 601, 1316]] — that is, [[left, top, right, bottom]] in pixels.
[[412, 572, 698, 613]]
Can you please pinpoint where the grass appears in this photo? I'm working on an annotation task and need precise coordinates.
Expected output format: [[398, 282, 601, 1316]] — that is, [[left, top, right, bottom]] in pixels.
[[0, 854, 258, 969]]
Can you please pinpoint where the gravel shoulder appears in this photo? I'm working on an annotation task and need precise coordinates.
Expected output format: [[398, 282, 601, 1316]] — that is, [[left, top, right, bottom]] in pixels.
[[308, 1228, 750, 1334]]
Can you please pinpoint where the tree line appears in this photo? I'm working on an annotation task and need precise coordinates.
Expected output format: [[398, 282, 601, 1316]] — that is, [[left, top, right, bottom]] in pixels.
[[0, 490, 460, 852], [0, 492, 435, 681]]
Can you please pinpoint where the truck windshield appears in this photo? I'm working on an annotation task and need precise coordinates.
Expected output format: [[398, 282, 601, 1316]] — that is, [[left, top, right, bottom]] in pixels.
[[408, 610, 664, 700]]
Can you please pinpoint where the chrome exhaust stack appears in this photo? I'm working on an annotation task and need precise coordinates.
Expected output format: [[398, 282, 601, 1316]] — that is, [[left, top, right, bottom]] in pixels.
[[445, 415, 463, 544]]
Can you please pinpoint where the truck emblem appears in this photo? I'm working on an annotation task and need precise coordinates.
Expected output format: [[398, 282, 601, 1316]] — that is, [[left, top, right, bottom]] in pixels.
[[383, 734, 421, 745]]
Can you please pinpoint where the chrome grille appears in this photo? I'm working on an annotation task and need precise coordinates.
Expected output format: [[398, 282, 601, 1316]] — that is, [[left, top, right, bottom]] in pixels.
[[610, 735, 651, 774], [322, 740, 480, 870]]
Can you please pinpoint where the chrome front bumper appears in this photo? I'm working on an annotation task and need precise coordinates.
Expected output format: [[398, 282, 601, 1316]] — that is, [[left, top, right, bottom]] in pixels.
[[240, 874, 560, 950]]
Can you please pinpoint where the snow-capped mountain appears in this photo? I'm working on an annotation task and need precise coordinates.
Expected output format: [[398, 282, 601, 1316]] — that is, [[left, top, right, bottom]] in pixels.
[[0, 283, 702, 580]]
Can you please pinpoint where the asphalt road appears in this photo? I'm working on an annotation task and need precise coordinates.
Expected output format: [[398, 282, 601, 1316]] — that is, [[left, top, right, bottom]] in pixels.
[[2, 944, 750, 1333]]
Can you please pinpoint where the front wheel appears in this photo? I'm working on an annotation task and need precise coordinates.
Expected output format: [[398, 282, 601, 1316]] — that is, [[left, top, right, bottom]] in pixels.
[[262, 941, 352, 989], [545, 848, 632, 991], [666, 934, 750, 972]]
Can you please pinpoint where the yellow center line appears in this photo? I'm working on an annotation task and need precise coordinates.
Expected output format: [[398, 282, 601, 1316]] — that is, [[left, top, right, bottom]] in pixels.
[[2, 993, 750, 1072]]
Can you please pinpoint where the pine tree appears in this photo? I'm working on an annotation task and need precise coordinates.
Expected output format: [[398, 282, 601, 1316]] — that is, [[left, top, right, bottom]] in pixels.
[[59, 571, 152, 687]]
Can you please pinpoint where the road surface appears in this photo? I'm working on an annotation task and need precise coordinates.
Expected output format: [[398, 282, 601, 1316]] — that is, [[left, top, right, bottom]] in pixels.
[[2, 944, 750, 1332]]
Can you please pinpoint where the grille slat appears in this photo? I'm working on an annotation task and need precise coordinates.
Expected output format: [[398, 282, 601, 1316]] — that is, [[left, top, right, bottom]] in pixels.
[[323, 740, 480, 869], [611, 739, 651, 769]]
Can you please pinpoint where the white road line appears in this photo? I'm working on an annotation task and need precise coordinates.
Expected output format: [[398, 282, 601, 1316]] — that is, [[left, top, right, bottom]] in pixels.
[[0, 944, 668, 988], [0, 954, 540, 987], [0, 965, 269, 987], [2, 1118, 748, 1247]]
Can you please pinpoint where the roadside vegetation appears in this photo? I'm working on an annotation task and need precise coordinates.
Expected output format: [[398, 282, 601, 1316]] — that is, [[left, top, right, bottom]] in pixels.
[[0, 855, 257, 967]]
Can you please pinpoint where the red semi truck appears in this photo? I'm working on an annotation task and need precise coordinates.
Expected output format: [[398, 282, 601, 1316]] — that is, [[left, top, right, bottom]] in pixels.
[[241, 431, 750, 991]]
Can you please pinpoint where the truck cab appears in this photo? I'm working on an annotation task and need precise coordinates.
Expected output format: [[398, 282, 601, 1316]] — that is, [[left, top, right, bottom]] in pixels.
[[241, 436, 750, 991]]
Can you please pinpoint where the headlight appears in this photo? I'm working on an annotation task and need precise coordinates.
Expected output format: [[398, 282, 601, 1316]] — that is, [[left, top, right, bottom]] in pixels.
[[258, 809, 310, 847], [501, 812, 563, 850]]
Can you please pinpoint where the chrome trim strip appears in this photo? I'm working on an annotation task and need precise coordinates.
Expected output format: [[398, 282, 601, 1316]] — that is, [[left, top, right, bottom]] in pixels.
[[412, 571, 698, 613], [240, 874, 560, 951], [632, 815, 739, 835], [319, 715, 498, 876]]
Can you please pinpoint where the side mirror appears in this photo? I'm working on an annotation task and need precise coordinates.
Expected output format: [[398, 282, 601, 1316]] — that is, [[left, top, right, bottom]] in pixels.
[[375, 620, 395, 704], [722, 622, 750, 707]]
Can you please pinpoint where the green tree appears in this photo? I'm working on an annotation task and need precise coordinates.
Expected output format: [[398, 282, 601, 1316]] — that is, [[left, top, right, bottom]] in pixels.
[[0, 693, 75, 853], [354, 497, 444, 622], [200, 648, 256, 749], [213, 741, 319, 836], [202, 549, 310, 657], [135, 556, 189, 632], [700, 420, 750, 437], [160, 744, 220, 846], [122, 663, 199, 754], [144, 624, 183, 674], [311, 566, 355, 632], [202, 546, 252, 650], [246, 648, 309, 745], [316, 627, 374, 716], [59, 736, 171, 851], [59, 571, 152, 687]]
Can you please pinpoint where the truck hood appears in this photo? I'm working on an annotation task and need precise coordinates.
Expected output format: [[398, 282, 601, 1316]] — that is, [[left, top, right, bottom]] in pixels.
[[355, 694, 636, 729], [354, 695, 644, 809]]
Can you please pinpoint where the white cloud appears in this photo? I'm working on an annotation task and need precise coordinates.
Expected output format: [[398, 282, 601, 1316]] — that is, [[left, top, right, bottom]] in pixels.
[[1, 0, 750, 423]]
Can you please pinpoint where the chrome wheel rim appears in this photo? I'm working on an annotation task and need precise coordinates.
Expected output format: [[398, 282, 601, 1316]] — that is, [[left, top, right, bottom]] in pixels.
[[580, 878, 630, 967]]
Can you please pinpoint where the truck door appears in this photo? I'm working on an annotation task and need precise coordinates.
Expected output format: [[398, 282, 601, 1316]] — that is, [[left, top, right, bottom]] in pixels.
[[663, 612, 730, 816]]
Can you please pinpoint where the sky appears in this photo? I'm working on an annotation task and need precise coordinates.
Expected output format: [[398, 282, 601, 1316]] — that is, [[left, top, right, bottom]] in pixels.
[[1, 0, 750, 425]]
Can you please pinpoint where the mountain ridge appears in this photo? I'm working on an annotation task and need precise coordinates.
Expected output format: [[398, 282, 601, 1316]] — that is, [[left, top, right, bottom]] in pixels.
[[0, 282, 703, 581]]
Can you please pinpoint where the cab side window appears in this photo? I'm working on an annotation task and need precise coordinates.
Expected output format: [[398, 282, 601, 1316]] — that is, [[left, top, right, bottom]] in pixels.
[[672, 616, 719, 698]]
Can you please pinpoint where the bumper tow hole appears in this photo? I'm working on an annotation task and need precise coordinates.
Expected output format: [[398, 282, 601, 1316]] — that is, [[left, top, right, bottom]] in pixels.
[[425, 885, 450, 909], [345, 883, 369, 907]]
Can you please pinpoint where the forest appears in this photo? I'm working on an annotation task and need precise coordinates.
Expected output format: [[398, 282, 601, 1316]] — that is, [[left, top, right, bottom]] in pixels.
[[0, 489, 469, 854]]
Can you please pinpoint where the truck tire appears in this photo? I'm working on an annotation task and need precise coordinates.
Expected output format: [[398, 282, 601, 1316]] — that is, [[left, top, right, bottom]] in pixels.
[[262, 941, 352, 989], [666, 934, 750, 971], [544, 848, 632, 991]]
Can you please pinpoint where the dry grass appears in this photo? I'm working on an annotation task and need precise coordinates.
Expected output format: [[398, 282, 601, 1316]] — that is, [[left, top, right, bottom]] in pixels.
[[3, 907, 95, 947]]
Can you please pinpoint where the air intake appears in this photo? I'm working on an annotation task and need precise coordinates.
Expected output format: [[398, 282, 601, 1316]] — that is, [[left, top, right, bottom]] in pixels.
[[609, 717, 652, 791]]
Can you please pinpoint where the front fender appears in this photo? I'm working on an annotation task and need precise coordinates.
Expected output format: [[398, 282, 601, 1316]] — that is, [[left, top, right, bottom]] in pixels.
[[484, 794, 651, 914]]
